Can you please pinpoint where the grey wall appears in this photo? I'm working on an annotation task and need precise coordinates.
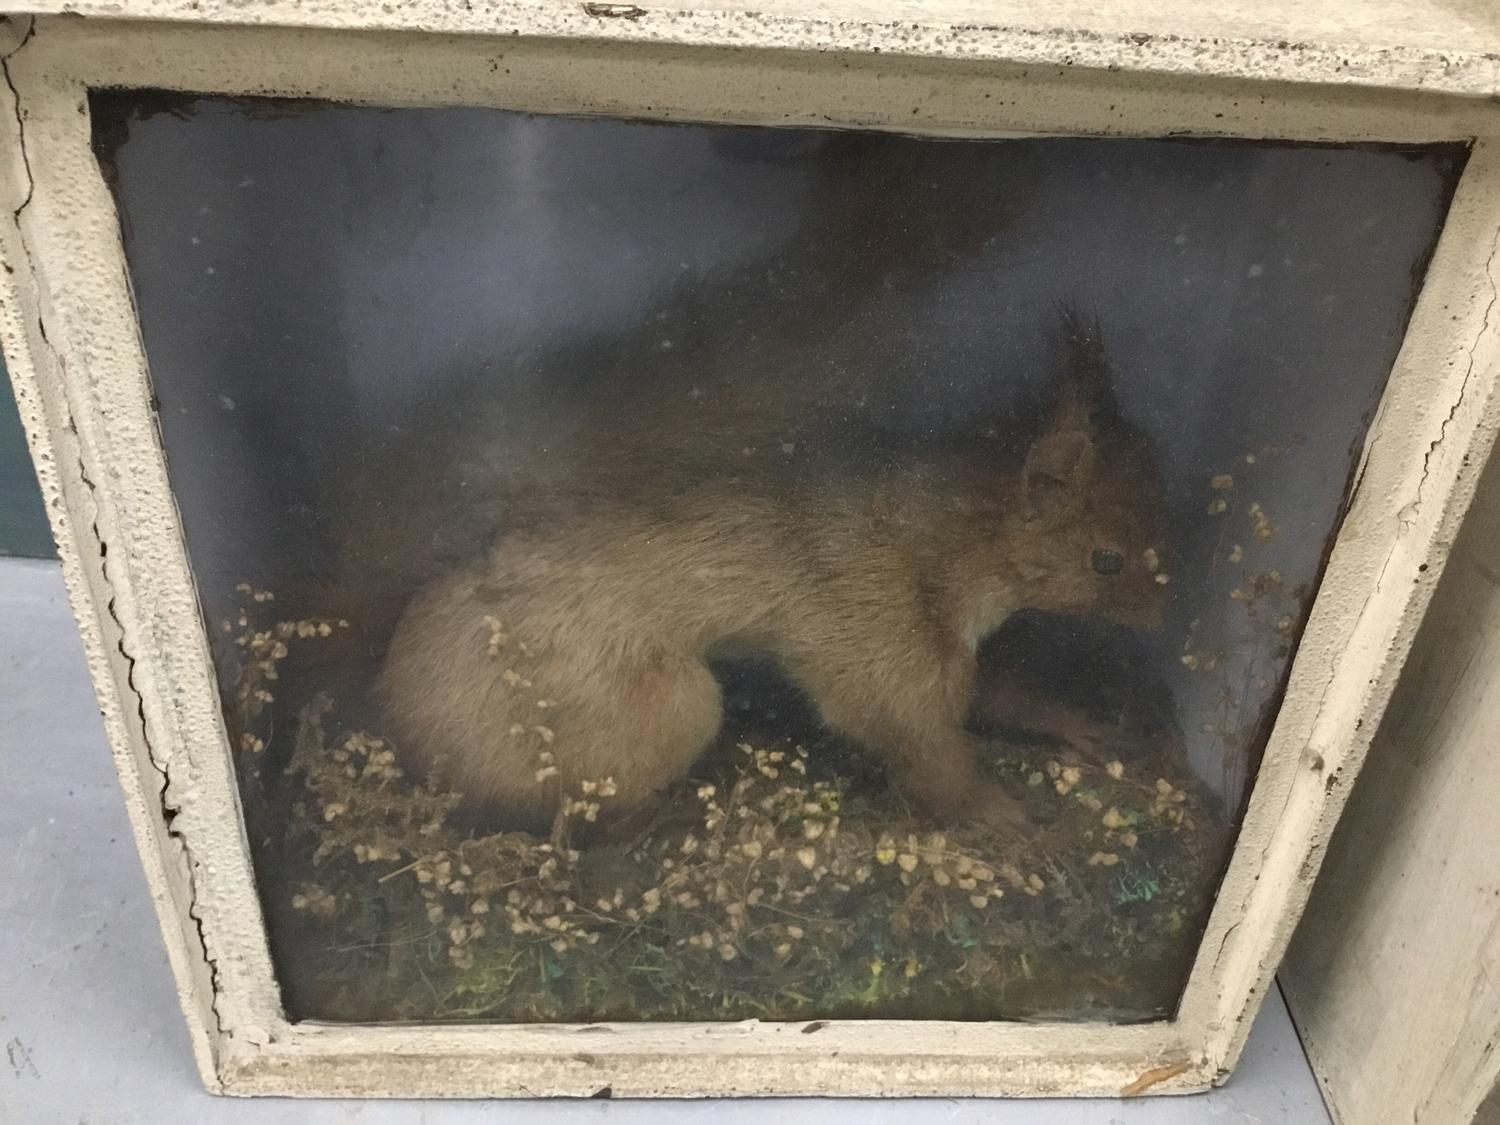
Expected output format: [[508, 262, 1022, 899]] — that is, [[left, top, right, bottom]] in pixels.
[[0, 363, 53, 559]]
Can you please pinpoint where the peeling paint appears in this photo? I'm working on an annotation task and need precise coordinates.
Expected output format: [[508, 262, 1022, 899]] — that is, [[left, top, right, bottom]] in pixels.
[[1402, 230, 1500, 532], [78, 448, 231, 1040], [1120, 1059, 1192, 1096], [9, 1, 1500, 99], [5, 23, 238, 1048], [0, 18, 36, 222]]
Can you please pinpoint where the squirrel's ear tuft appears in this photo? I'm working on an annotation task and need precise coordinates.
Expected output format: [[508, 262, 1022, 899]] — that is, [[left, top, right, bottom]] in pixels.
[[1046, 304, 1119, 436], [1022, 307, 1115, 519]]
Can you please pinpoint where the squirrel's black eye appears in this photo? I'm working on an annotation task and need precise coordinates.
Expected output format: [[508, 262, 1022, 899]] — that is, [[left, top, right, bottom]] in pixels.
[[1091, 548, 1125, 576]]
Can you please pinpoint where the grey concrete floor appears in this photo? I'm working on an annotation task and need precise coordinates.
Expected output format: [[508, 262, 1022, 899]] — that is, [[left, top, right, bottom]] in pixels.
[[0, 557, 1331, 1123]]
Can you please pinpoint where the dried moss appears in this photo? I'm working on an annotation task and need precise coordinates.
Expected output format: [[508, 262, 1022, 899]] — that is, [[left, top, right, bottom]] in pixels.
[[223, 588, 1229, 1025]]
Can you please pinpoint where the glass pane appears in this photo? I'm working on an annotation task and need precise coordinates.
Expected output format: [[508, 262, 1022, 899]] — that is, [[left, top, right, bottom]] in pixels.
[[91, 91, 1463, 1023]]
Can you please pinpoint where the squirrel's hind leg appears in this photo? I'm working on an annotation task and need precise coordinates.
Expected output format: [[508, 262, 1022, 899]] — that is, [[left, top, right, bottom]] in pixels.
[[381, 566, 725, 834], [569, 641, 725, 816]]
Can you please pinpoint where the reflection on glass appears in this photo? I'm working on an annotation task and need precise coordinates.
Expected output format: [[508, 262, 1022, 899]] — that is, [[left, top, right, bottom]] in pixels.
[[92, 92, 1463, 1023]]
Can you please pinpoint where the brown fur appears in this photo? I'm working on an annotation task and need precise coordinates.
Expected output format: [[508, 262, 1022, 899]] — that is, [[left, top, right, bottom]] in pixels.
[[378, 324, 1167, 837]]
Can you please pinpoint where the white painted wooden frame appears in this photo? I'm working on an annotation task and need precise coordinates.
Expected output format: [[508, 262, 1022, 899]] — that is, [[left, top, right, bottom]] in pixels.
[[2, 2, 1498, 1100], [1281, 392, 1500, 1125]]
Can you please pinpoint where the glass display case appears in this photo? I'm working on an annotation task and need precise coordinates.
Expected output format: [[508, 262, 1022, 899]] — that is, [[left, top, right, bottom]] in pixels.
[[3, 2, 1498, 1099]]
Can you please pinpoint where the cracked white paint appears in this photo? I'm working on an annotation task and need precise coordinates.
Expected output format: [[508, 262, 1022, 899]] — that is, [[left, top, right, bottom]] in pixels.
[[0, 4, 1498, 1101], [9, 0, 1500, 99], [1282, 413, 1500, 1123], [1403, 229, 1500, 532]]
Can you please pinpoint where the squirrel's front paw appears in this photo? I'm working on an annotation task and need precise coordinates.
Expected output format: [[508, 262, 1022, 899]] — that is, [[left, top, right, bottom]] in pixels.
[[960, 784, 1036, 841], [1033, 715, 1166, 775]]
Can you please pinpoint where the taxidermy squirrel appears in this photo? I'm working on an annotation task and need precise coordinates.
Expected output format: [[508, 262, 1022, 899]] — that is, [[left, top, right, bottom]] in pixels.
[[290, 130, 1024, 723], [377, 316, 1169, 837]]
